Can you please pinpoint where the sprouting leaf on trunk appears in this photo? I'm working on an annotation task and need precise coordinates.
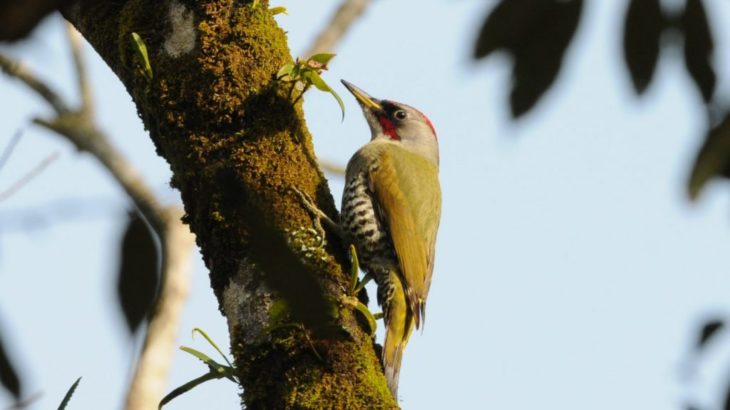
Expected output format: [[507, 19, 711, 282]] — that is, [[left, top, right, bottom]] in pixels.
[[270, 6, 287, 16], [276, 53, 345, 119], [116, 210, 160, 334], [623, 0, 665, 94], [0, 330, 21, 400], [159, 372, 220, 409], [473, 0, 584, 118], [302, 69, 345, 119], [130, 32, 153, 81], [192, 327, 234, 369], [307, 53, 336, 69], [160, 330, 237, 408], [687, 113, 730, 200], [681, 0, 715, 103], [276, 62, 295, 80]]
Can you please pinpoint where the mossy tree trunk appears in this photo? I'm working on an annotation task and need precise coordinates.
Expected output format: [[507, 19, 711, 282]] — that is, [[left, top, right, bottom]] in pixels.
[[63, 0, 396, 408]]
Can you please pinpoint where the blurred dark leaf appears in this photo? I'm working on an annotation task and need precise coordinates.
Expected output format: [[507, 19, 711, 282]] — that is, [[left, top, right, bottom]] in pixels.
[[681, 0, 715, 102], [0, 329, 21, 400], [623, 0, 664, 94], [116, 210, 160, 334], [724, 381, 730, 410], [0, 0, 73, 41], [473, 0, 583, 117], [687, 113, 730, 200], [57, 377, 81, 410], [696, 319, 723, 350]]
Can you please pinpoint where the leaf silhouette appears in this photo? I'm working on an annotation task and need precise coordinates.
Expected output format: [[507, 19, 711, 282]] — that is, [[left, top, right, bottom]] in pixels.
[[473, 0, 583, 117], [116, 210, 160, 334], [681, 0, 715, 102], [687, 113, 730, 200], [696, 319, 723, 350], [0, 0, 74, 41], [623, 0, 665, 94], [0, 328, 21, 400]]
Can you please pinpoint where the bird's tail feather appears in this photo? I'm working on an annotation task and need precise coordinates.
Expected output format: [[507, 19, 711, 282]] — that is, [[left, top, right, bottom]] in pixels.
[[382, 272, 415, 397]]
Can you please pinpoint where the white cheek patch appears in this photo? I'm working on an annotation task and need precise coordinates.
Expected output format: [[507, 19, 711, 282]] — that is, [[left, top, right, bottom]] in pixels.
[[164, 0, 196, 57]]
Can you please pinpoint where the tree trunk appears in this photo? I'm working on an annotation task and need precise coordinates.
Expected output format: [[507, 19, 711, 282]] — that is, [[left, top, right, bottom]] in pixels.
[[63, 0, 396, 408]]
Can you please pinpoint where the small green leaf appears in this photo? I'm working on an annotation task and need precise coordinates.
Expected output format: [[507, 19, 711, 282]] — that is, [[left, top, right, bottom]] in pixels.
[[307, 53, 336, 70], [276, 62, 294, 80], [302, 70, 345, 119], [159, 372, 220, 409], [192, 328, 233, 368], [179, 346, 237, 382], [57, 377, 81, 410], [354, 273, 373, 295], [270, 6, 288, 15], [688, 113, 730, 200], [180, 346, 219, 367], [309, 53, 336, 65], [130, 32, 153, 80], [348, 244, 360, 294]]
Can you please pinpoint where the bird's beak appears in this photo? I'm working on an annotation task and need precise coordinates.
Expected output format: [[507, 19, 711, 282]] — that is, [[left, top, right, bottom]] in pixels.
[[341, 80, 382, 111]]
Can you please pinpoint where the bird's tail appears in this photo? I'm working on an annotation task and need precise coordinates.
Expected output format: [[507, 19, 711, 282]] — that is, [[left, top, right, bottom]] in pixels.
[[382, 272, 415, 398]]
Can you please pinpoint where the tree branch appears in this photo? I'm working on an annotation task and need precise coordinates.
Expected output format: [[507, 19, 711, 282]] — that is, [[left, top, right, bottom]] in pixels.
[[61, 1, 395, 407], [0, 22, 196, 410], [0, 54, 69, 115], [303, 0, 371, 57], [0, 152, 59, 202]]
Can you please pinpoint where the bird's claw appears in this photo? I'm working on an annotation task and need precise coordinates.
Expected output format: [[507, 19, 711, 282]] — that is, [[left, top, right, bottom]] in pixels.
[[291, 187, 327, 245]]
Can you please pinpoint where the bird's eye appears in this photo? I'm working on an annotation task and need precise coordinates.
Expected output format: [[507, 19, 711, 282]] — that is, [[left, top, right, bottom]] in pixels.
[[394, 110, 407, 120]]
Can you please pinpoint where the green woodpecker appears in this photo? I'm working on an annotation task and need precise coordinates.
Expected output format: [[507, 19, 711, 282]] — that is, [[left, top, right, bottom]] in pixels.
[[340, 80, 441, 397]]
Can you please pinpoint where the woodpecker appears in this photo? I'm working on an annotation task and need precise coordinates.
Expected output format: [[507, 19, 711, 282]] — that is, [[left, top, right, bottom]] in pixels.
[[340, 80, 441, 397]]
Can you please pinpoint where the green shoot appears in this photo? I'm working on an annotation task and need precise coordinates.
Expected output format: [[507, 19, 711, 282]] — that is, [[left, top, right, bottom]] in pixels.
[[159, 329, 237, 409], [277, 53, 345, 119], [130, 32, 153, 81]]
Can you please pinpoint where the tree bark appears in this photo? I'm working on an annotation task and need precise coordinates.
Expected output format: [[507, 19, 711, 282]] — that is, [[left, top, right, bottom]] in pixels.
[[62, 0, 396, 408]]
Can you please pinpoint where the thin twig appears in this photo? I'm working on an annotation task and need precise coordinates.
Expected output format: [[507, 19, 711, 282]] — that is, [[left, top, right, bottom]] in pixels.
[[303, 0, 371, 57], [33, 116, 167, 234], [318, 158, 346, 176], [0, 54, 69, 115], [67, 23, 92, 112], [0, 130, 23, 172], [0, 152, 59, 202], [0, 196, 122, 232]]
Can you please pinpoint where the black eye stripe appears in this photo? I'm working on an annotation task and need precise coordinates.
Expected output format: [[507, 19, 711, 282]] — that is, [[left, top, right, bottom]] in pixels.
[[381, 100, 409, 121]]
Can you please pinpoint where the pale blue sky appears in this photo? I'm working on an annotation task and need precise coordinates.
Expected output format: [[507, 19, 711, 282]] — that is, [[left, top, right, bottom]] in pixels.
[[2, 1, 730, 409]]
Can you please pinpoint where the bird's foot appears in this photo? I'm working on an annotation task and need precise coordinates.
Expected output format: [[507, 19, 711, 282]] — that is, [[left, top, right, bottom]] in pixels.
[[290, 187, 344, 244]]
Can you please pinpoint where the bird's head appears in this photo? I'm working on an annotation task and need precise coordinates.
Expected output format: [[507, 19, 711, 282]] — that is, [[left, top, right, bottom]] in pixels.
[[342, 80, 439, 166]]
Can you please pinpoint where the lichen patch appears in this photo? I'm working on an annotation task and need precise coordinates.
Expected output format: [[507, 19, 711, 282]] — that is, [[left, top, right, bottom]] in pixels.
[[223, 259, 273, 345], [164, 0, 196, 57]]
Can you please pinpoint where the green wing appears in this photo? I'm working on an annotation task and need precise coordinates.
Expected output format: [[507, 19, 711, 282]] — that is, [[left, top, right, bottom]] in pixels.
[[369, 145, 441, 328]]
